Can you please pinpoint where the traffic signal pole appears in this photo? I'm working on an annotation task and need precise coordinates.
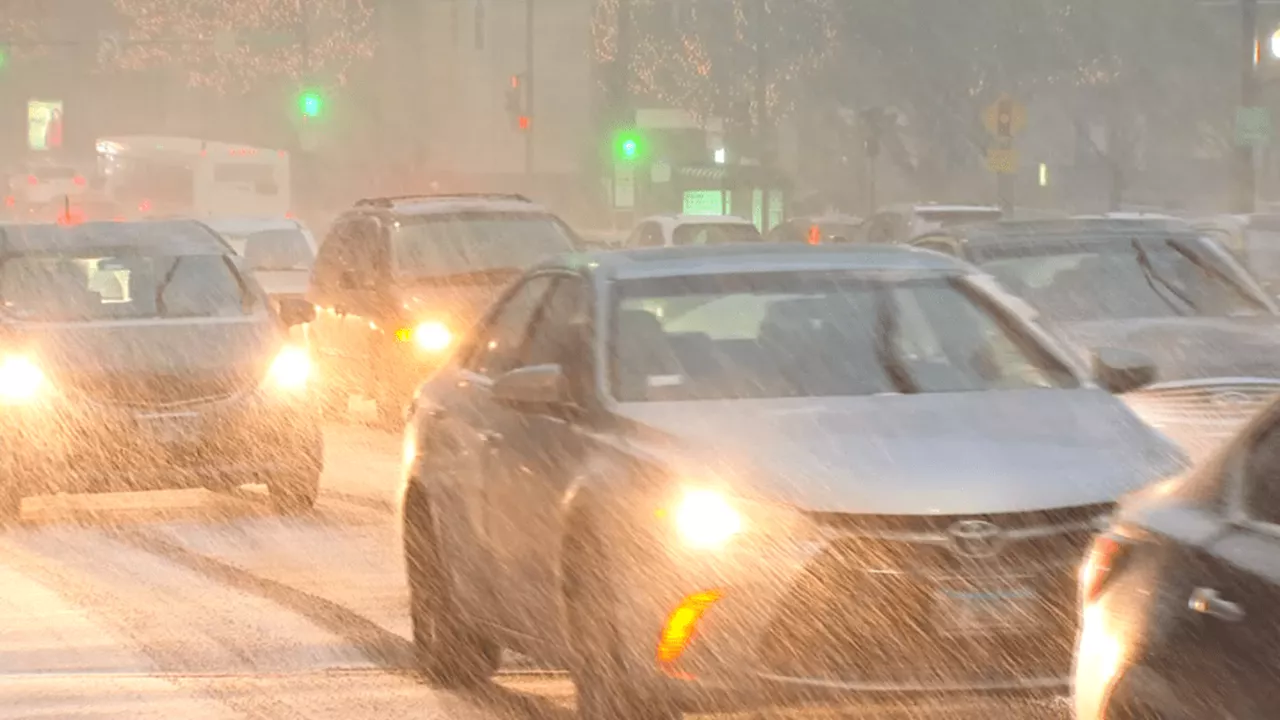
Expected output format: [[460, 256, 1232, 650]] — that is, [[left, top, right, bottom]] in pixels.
[[1237, 0, 1259, 213]]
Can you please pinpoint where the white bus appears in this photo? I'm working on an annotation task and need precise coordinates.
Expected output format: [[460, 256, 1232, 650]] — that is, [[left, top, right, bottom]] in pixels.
[[94, 136, 291, 219]]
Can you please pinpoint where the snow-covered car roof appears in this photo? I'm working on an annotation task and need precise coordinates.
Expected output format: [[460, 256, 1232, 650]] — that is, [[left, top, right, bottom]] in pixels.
[[353, 194, 554, 217], [200, 216, 309, 235]]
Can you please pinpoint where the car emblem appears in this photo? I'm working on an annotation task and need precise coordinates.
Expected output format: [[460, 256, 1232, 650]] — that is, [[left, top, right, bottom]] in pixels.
[[948, 519, 1005, 559], [1212, 390, 1253, 407]]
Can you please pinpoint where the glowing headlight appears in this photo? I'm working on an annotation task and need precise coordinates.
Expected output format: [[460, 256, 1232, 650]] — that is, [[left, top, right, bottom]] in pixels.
[[673, 489, 744, 549], [0, 356, 44, 404], [412, 321, 453, 352], [267, 346, 311, 391]]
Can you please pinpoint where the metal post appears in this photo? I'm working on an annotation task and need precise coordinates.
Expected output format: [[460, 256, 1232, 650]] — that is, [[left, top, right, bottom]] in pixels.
[[525, 0, 535, 177], [1238, 0, 1259, 213]]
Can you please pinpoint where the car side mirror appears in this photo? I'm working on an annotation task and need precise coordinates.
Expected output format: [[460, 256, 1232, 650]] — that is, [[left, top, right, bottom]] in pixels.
[[1092, 347, 1157, 394], [277, 297, 317, 326], [492, 364, 569, 408]]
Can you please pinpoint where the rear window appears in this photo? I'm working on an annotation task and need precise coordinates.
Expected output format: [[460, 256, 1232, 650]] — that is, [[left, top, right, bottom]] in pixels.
[[671, 223, 763, 246], [391, 211, 578, 277], [221, 229, 313, 271]]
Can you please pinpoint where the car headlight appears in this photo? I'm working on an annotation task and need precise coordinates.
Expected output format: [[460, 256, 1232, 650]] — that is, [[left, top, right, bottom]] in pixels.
[[0, 356, 44, 404], [396, 321, 453, 353], [267, 345, 310, 391], [672, 489, 745, 549]]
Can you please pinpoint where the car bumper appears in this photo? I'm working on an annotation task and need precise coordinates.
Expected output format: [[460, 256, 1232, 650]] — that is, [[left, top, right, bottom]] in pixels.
[[0, 389, 321, 495], [613, 531, 1077, 713]]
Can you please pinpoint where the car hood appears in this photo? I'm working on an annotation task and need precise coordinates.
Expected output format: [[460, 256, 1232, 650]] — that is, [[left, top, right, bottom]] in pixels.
[[397, 282, 512, 328], [16, 316, 281, 380], [614, 389, 1185, 516], [1051, 316, 1280, 382]]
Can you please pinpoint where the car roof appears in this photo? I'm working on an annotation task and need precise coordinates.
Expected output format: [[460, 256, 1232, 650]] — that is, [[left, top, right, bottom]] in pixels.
[[348, 193, 554, 217], [0, 220, 231, 255], [931, 217, 1203, 249], [199, 216, 308, 234], [545, 243, 972, 280]]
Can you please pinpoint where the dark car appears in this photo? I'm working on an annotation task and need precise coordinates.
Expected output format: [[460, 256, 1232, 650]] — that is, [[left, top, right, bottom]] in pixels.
[[1075, 400, 1280, 720], [0, 220, 322, 519], [765, 213, 863, 245], [399, 244, 1184, 719], [906, 218, 1280, 461], [306, 193, 580, 425]]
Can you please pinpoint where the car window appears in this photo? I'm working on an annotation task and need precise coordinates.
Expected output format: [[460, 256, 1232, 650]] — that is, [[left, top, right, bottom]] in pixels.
[[222, 229, 314, 271], [610, 271, 1078, 402], [522, 277, 589, 368], [349, 218, 387, 286], [0, 252, 256, 321], [1243, 417, 1280, 526], [633, 222, 663, 248], [312, 219, 359, 293], [465, 275, 556, 378], [391, 212, 576, 277]]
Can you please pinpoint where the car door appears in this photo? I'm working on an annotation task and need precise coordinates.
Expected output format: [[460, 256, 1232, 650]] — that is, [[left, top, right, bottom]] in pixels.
[[431, 274, 558, 618], [1183, 419, 1280, 719], [482, 273, 594, 640]]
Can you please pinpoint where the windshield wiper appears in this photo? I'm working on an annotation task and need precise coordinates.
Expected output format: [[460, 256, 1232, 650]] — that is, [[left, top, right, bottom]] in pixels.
[[873, 291, 919, 394], [1131, 237, 1195, 315], [153, 256, 184, 316], [1163, 237, 1266, 310]]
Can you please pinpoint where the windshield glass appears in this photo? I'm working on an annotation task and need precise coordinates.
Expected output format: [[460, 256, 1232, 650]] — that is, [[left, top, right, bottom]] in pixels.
[[0, 251, 255, 321], [610, 271, 1077, 402], [671, 223, 763, 246], [221, 229, 313, 271], [974, 238, 1270, 321], [391, 211, 577, 277]]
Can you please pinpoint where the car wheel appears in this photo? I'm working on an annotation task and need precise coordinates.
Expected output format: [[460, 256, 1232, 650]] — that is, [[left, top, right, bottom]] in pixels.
[[564, 526, 681, 720], [270, 467, 320, 514], [404, 489, 500, 686]]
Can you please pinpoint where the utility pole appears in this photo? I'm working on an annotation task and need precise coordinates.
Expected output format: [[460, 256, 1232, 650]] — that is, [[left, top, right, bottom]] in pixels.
[[1238, 0, 1260, 213], [524, 0, 535, 177]]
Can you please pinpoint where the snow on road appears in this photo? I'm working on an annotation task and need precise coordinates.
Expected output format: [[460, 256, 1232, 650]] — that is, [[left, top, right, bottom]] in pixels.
[[0, 421, 1064, 719]]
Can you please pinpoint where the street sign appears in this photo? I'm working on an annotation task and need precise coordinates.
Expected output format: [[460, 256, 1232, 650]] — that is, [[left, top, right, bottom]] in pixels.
[[983, 94, 1027, 137], [1236, 106, 1272, 147], [986, 146, 1019, 174]]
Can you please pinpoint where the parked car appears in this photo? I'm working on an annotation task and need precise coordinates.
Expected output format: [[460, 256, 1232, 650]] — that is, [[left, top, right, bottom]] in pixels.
[[306, 193, 580, 425], [860, 203, 1003, 245], [905, 218, 1280, 461], [400, 243, 1185, 719], [623, 214, 763, 248], [1075, 399, 1280, 720], [202, 216, 318, 305], [0, 220, 322, 519], [765, 213, 863, 244]]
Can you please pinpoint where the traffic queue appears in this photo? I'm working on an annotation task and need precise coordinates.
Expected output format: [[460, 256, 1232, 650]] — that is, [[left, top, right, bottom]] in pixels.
[[0, 196, 1276, 719]]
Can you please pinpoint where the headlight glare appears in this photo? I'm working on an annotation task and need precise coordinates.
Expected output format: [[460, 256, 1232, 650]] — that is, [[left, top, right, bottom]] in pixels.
[[0, 356, 44, 404], [412, 321, 453, 352], [673, 489, 743, 549], [268, 346, 311, 391]]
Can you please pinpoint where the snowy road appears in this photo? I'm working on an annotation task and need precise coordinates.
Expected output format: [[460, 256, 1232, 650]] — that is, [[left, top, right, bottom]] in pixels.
[[0, 421, 1067, 719]]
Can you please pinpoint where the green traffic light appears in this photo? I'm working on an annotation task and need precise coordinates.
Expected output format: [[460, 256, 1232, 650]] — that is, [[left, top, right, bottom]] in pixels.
[[615, 130, 643, 162], [299, 91, 323, 118]]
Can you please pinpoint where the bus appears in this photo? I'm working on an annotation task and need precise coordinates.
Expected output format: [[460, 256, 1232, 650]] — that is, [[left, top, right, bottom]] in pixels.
[[94, 135, 291, 219]]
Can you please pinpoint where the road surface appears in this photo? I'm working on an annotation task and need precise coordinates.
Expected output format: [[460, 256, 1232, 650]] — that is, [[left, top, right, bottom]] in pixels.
[[0, 415, 1069, 719]]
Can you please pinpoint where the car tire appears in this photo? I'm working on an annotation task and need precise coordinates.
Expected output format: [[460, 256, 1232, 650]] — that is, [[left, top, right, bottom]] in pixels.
[[270, 467, 321, 514], [564, 525, 681, 720], [404, 489, 500, 687]]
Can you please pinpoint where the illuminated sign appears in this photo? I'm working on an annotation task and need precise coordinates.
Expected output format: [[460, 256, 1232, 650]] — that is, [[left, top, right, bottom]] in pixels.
[[28, 100, 63, 151]]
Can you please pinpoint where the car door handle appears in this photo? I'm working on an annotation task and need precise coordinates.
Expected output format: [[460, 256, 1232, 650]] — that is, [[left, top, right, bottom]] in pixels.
[[480, 430, 503, 445], [1189, 587, 1246, 622]]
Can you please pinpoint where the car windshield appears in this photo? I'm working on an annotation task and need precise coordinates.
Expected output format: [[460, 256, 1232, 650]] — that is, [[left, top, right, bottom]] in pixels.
[[610, 271, 1077, 402], [671, 223, 763, 246], [221, 228, 313, 271], [0, 251, 255, 321], [392, 211, 577, 277], [973, 237, 1270, 322]]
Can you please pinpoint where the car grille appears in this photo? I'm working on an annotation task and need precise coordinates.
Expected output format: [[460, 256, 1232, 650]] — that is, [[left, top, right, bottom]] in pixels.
[[1124, 380, 1280, 458], [58, 371, 257, 408], [756, 505, 1107, 685]]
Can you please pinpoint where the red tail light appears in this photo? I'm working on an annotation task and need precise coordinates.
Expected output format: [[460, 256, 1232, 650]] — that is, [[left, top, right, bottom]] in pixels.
[[1081, 534, 1126, 605], [138, 199, 152, 212], [72, 175, 86, 186], [26, 175, 38, 186], [4, 196, 13, 207], [807, 224, 821, 245]]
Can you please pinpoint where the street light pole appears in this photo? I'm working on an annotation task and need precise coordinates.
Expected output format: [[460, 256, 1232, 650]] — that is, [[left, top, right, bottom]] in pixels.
[[1238, 0, 1259, 213]]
